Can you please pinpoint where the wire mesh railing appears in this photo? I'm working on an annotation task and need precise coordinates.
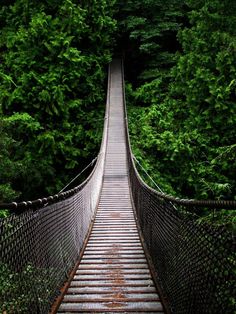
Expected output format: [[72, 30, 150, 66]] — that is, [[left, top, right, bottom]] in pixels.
[[121, 61, 236, 313], [0, 177, 101, 313], [127, 163, 235, 313]]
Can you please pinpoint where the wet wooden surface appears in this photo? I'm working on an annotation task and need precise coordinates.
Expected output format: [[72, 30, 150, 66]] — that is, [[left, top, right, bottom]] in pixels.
[[57, 60, 164, 313]]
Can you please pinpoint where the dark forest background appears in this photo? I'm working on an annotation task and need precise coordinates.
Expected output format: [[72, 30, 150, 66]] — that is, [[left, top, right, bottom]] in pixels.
[[0, 0, 235, 222]]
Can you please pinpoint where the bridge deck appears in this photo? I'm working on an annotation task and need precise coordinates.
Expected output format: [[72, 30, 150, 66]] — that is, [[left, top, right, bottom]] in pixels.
[[57, 60, 164, 313]]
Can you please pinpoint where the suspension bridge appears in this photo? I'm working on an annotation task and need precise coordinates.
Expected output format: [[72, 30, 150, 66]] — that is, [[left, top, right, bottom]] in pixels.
[[0, 59, 235, 313]]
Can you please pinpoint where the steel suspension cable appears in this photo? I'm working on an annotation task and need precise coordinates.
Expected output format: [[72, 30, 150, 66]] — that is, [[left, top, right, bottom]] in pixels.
[[132, 154, 178, 211], [132, 154, 164, 194], [58, 157, 98, 193]]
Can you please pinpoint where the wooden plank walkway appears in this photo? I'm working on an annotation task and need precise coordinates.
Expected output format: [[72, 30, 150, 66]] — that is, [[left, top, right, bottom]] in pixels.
[[57, 60, 164, 313]]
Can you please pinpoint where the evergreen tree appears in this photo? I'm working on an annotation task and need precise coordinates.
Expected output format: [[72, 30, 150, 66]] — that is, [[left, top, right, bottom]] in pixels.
[[0, 0, 116, 200], [128, 0, 236, 203], [116, 0, 184, 83]]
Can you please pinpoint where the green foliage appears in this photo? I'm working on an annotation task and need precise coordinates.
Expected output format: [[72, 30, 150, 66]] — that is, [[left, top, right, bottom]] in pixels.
[[0, 263, 54, 313], [0, 0, 116, 200], [0, 112, 24, 203], [116, 0, 184, 83], [197, 210, 236, 231], [0, 210, 9, 218], [125, 0, 236, 219]]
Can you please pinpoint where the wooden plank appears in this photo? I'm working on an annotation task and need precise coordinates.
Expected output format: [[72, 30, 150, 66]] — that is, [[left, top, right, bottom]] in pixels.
[[82, 254, 146, 259], [83, 250, 144, 254], [63, 293, 160, 302], [67, 286, 157, 294], [91, 229, 138, 232], [86, 243, 142, 247], [76, 269, 150, 275], [73, 274, 152, 280], [58, 301, 163, 312], [87, 240, 141, 243], [78, 264, 149, 270], [69, 279, 154, 287], [89, 235, 139, 238], [80, 259, 147, 264]]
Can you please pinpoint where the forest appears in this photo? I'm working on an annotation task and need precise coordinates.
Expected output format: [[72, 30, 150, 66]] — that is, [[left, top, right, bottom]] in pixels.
[[0, 0, 235, 224]]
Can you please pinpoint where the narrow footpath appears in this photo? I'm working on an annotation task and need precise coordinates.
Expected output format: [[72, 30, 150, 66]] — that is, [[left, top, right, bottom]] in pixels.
[[57, 60, 165, 313]]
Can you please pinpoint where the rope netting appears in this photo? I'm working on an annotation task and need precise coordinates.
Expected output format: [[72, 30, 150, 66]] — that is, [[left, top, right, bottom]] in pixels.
[[128, 160, 235, 313], [0, 138, 108, 313], [0, 176, 101, 313]]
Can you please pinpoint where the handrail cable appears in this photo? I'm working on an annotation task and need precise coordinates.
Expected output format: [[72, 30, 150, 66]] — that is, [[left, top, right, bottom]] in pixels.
[[58, 157, 98, 194], [132, 154, 165, 194], [132, 154, 178, 210]]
